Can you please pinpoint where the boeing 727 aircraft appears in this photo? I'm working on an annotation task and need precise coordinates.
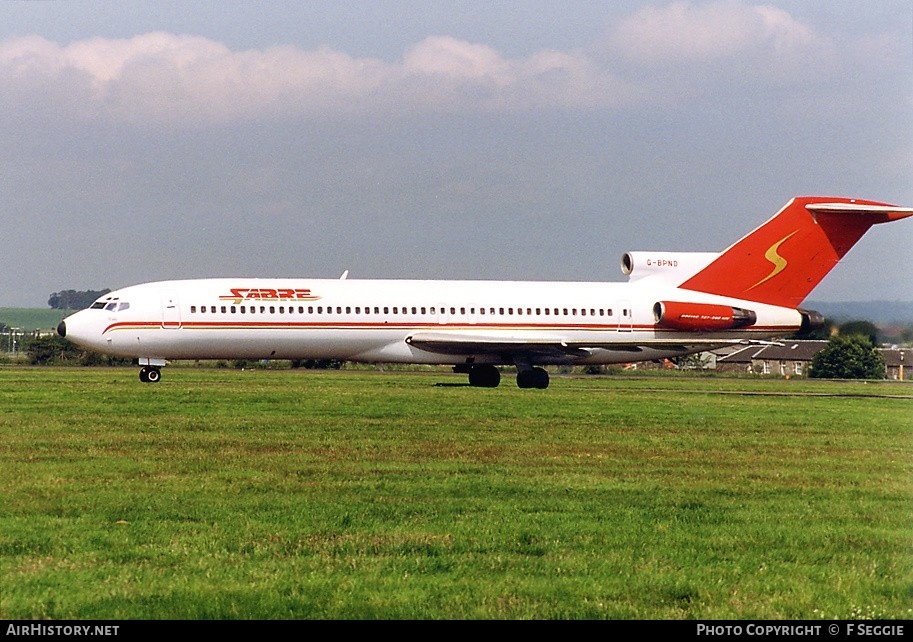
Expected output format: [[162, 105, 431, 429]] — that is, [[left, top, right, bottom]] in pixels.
[[58, 196, 912, 388]]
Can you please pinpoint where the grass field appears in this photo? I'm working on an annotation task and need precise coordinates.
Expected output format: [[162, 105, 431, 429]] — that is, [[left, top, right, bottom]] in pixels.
[[1, 367, 911, 619], [0, 308, 69, 332]]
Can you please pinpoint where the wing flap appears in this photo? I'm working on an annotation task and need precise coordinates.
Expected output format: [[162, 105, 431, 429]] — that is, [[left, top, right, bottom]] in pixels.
[[405, 332, 589, 359], [404, 331, 743, 360]]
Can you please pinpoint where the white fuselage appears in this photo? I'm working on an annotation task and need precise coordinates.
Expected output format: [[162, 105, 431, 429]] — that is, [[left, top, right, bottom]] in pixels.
[[60, 277, 803, 366]]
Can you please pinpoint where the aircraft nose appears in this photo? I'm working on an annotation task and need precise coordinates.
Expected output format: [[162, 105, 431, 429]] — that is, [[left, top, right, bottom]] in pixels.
[[57, 321, 66, 338]]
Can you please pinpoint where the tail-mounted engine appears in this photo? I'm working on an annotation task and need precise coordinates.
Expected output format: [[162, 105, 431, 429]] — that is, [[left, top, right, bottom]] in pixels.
[[797, 308, 825, 334], [653, 301, 757, 331], [622, 251, 720, 283]]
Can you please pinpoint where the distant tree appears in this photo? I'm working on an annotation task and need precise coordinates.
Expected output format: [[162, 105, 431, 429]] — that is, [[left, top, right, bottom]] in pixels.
[[809, 335, 885, 379], [901, 326, 913, 344], [292, 359, 345, 370], [48, 289, 111, 310], [838, 320, 881, 345], [675, 353, 713, 370], [24, 334, 130, 366], [25, 335, 82, 365]]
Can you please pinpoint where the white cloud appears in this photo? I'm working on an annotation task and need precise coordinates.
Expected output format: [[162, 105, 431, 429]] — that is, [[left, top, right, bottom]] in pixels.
[[0, 2, 898, 126], [403, 36, 509, 80], [608, 0, 824, 64], [0, 31, 631, 125]]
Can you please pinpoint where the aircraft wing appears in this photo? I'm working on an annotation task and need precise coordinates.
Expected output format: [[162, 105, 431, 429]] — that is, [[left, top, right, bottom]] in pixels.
[[404, 331, 739, 361]]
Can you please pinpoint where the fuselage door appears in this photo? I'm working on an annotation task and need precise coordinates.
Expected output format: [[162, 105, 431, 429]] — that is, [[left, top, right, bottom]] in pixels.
[[619, 300, 633, 332], [161, 292, 182, 329]]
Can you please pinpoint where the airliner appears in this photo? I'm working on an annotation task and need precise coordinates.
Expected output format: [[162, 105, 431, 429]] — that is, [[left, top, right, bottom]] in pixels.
[[58, 196, 911, 388]]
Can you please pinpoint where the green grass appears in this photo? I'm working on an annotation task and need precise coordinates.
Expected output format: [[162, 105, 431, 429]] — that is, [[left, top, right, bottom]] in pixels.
[[1, 367, 911, 619], [0, 308, 69, 332]]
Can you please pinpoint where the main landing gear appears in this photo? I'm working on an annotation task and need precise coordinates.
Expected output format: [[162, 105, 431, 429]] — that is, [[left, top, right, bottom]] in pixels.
[[516, 366, 549, 389], [139, 366, 162, 383], [458, 364, 550, 389], [467, 364, 501, 388]]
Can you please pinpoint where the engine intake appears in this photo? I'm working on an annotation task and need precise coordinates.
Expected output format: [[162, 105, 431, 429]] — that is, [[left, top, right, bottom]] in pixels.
[[653, 301, 757, 331]]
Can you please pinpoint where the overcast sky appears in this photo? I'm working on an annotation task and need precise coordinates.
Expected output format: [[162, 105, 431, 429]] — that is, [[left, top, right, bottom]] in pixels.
[[2, 1, 910, 307]]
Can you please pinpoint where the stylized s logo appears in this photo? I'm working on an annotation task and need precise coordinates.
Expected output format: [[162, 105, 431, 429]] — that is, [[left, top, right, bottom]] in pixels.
[[746, 230, 799, 292]]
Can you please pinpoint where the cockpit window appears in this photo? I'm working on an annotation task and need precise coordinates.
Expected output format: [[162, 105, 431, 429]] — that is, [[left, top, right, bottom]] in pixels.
[[105, 302, 118, 311], [118, 302, 130, 311], [90, 302, 106, 309]]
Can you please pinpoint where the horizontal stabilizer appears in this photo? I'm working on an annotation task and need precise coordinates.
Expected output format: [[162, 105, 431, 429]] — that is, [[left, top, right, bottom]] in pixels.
[[805, 202, 913, 221]]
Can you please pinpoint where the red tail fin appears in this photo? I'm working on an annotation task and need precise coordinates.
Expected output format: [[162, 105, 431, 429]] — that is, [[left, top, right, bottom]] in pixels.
[[679, 196, 913, 308]]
